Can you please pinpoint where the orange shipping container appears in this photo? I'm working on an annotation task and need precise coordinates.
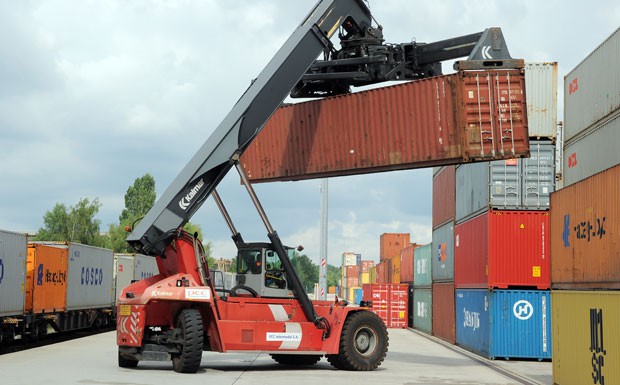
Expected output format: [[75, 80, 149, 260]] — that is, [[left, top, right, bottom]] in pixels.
[[380, 233, 410, 261], [344, 265, 360, 278], [361, 260, 375, 273], [376, 262, 387, 284], [26, 244, 68, 313], [390, 256, 401, 284], [400, 245, 415, 283], [551, 164, 620, 289], [241, 69, 530, 183]]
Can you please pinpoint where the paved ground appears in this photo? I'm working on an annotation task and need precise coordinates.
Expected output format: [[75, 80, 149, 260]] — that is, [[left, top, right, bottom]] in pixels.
[[0, 328, 552, 385]]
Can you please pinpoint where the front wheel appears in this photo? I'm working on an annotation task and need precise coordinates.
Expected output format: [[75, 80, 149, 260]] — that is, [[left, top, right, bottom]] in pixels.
[[172, 309, 204, 373], [327, 311, 388, 371], [118, 350, 139, 368]]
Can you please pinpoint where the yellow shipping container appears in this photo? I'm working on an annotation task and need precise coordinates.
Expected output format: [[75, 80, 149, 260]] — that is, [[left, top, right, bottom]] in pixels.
[[360, 272, 370, 284], [369, 266, 377, 283], [552, 290, 620, 385]]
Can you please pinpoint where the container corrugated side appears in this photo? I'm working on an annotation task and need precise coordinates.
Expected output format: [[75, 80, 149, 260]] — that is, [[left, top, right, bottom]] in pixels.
[[362, 283, 408, 328], [456, 289, 551, 360], [552, 290, 620, 385], [26, 244, 68, 313], [551, 163, 620, 289], [432, 282, 455, 344], [432, 222, 454, 282], [455, 212, 489, 289], [134, 254, 158, 281], [66, 243, 114, 310], [0, 230, 27, 317], [433, 165, 456, 229], [413, 288, 432, 334], [563, 110, 620, 187], [399, 245, 415, 283], [380, 233, 410, 261], [241, 69, 530, 183], [525, 62, 558, 138], [488, 211, 549, 289], [113, 254, 135, 301], [456, 140, 555, 222], [564, 27, 620, 142], [413, 243, 432, 288]]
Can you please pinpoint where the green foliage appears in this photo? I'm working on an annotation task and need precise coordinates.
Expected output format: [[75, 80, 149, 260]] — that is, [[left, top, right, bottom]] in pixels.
[[36, 198, 104, 247], [290, 252, 319, 292], [119, 174, 156, 223], [327, 264, 341, 288]]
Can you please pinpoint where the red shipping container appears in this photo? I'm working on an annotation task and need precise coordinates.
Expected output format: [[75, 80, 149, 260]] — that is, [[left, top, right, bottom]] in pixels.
[[454, 210, 550, 289], [361, 260, 375, 273], [432, 282, 456, 344], [344, 277, 359, 288], [344, 265, 360, 278], [400, 245, 415, 283], [380, 233, 411, 261], [362, 283, 408, 328], [433, 166, 456, 229], [241, 69, 530, 183]]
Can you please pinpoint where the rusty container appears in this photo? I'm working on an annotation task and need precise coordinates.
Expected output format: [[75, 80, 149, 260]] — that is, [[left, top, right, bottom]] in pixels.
[[390, 256, 401, 284], [26, 243, 68, 313], [241, 69, 529, 183], [551, 163, 620, 289], [361, 260, 375, 273], [380, 233, 411, 261], [433, 165, 456, 229], [399, 244, 415, 284], [432, 282, 456, 344]]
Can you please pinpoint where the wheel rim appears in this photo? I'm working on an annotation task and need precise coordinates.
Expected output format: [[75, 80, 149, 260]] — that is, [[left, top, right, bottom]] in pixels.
[[353, 326, 378, 357]]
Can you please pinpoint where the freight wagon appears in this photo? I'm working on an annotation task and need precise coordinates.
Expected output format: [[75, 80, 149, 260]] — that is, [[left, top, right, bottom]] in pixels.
[[0, 232, 156, 346]]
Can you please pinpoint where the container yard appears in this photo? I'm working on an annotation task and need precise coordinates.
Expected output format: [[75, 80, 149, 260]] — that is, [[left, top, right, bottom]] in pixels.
[[4, 2, 620, 384]]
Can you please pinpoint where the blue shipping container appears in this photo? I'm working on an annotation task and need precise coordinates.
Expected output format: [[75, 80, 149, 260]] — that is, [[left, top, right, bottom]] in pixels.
[[455, 289, 551, 360], [354, 288, 363, 304]]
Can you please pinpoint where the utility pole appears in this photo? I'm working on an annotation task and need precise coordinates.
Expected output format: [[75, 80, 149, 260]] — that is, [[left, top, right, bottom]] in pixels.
[[319, 178, 328, 300]]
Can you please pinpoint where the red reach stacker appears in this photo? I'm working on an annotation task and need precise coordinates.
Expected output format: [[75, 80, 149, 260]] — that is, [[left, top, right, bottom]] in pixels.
[[116, 0, 521, 373]]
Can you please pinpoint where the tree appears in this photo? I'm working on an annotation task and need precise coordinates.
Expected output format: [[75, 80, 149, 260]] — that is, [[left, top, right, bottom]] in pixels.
[[106, 174, 157, 253], [36, 198, 104, 247], [290, 253, 319, 292], [327, 264, 341, 288]]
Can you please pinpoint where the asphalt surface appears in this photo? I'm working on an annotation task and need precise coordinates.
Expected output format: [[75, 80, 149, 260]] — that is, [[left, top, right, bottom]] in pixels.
[[0, 328, 552, 385]]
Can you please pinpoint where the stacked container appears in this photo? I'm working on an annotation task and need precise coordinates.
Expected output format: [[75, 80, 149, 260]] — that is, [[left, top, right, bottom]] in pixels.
[[341, 252, 362, 302], [448, 63, 558, 359], [362, 283, 408, 328], [431, 165, 456, 343], [379, 233, 410, 284], [551, 29, 620, 385], [412, 244, 432, 334]]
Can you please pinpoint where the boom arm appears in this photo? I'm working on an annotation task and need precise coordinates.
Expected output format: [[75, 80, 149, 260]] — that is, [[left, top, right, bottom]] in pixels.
[[127, 0, 374, 256]]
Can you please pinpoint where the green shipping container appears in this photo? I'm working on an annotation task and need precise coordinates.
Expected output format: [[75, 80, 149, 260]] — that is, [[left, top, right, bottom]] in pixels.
[[552, 290, 620, 385], [413, 288, 432, 334], [413, 244, 432, 288]]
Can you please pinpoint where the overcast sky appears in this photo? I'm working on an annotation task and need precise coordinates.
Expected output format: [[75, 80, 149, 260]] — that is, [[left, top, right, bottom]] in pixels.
[[1, 1, 618, 264]]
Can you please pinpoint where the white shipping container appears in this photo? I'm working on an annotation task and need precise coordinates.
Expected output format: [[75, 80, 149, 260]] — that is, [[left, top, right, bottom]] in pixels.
[[113, 254, 160, 300], [66, 243, 114, 310], [0, 230, 27, 317], [564, 27, 620, 142], [134, 254, 158, 281], [563, 110, 620, 187], [342, 252, 357, 266], [525, 62, 558, 138]]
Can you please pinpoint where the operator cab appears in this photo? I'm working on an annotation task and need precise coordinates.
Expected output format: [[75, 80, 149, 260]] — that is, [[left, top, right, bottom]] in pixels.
[[232, 243, 295, 298]]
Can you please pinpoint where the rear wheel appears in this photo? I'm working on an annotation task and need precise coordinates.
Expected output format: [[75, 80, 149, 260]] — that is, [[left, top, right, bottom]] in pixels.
[[270, 354, 321, 366], [118, 350, 139, 368], [172, 309, 204, 373], [327, 311, 388, 371]]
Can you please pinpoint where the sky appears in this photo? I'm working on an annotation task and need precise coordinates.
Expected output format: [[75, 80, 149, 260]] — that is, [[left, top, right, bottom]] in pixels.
[[1, 1, 618, 265]]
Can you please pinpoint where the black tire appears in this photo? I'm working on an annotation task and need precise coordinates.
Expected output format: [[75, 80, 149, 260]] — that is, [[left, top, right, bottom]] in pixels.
[[172, 309, 204, 373], [118, 350, 139, 368], [328, 311, 388, 371], [270, 354, 321, 366]]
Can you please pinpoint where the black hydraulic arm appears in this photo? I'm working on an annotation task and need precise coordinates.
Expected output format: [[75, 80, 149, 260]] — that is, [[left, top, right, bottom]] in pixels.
[[127, 0, 374, 256]]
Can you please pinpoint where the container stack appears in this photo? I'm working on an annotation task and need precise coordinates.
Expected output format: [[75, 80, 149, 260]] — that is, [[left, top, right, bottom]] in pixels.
[[412, 244, 432, 334], [552, 27, 620, 385], [399, 244, 416, 328], [341, 252, 361, 303], [379, 233, 410, 284], [451, 62, 557, 360], [431, 165, 457, 344]]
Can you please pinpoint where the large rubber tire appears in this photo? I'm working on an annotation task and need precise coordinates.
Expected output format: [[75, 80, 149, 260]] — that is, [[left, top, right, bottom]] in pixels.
[[118, 350, 139, 368], [172, 309, 204, 373], [270, 354, 321, 366], [327, 311, 388, 371]]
